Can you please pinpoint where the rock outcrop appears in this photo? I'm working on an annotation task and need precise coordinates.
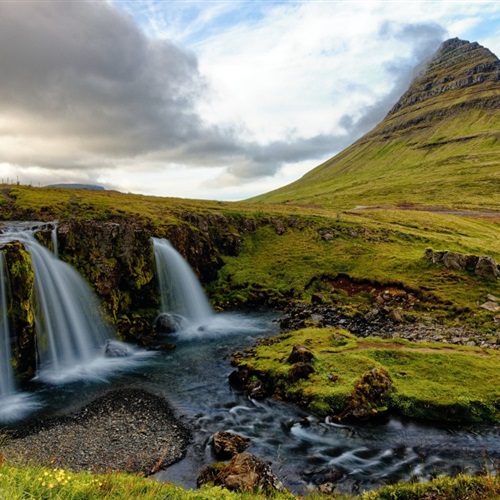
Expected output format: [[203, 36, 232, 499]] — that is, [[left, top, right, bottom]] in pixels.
[[425, 249, 499, 280]]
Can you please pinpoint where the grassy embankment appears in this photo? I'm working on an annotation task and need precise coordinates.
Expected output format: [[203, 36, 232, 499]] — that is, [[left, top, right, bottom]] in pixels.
[[0, 461, 499, 499], [1, 185, 500, 332], [233, 328, 500, 422]]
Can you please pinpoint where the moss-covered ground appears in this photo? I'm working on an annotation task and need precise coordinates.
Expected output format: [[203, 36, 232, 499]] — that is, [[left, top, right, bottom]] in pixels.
[[233, 328, 500, 423]]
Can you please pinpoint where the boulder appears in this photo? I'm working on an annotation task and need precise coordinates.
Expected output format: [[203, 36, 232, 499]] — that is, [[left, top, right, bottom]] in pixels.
[[287, 345, 315, 364], [212, 431, 251, 459], [475, 256, 499, 280], [197, 452, 283, 493], [155, 313, 184, 334], [289, 362, 315, 381], [104, 340, 130, 358], [442, 252, 469, 271]]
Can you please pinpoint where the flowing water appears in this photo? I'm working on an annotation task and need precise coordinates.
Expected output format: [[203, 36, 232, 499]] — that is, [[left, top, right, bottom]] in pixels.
[[0, 230, 498, 493], [0, 222, 150, 421], [153, 237, 213, 327]]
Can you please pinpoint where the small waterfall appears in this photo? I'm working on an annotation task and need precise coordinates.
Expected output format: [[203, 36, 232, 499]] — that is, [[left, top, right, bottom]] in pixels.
[[51, 222, 58, 258], [0, 251, 14, 397], [26, 233, 112, 377], [0, 223, 115, 382], [153, 238, 213, 326]]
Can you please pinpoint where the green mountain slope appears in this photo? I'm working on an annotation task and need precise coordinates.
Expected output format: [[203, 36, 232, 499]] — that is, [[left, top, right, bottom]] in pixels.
[[251, 38, 500, 210]]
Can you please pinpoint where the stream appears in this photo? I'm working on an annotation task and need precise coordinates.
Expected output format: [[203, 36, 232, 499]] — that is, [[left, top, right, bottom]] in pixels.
[[6, 311, 500, 495]]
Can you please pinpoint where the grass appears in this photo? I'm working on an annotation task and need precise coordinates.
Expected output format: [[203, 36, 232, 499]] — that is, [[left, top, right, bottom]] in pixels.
[[1, 185, 500, 333], [0, 461, 498, 499], [234, 328, 500, 423]]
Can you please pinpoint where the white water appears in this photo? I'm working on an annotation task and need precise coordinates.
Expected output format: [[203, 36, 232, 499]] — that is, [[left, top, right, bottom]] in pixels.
[[0, 223, 141, 384], [153, 238, 213, 329]]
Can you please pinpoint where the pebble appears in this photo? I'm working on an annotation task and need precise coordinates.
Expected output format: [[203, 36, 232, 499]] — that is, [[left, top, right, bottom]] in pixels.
[[1, 388, 191, 476]]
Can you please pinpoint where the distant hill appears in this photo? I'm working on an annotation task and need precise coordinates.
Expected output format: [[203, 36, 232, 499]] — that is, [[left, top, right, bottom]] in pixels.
[[251, 38, 500, 210], [47, 183, 105, 191]]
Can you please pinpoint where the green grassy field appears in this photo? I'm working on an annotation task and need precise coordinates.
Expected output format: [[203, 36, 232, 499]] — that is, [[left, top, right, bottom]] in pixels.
[[233, 328, 500, 422]]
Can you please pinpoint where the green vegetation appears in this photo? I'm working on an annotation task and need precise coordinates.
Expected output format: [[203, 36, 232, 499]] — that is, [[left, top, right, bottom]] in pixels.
[[233, 328, 500, 423], [0, 462, 498, 499], [0, 462, 294, 499]]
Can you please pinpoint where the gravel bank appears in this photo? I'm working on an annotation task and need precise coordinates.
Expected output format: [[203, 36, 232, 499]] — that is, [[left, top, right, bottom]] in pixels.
[[1, 388, 191, 476]]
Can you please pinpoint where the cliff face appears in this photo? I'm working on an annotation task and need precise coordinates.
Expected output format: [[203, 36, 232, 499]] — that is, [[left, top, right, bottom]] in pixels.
[[377, 38, 500, 136]]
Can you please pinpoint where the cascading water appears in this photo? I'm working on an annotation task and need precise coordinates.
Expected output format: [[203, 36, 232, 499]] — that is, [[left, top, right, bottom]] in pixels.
[[0, 222, 134, 384], [153, 238, 213, 327], [0, 251, 14, 398]]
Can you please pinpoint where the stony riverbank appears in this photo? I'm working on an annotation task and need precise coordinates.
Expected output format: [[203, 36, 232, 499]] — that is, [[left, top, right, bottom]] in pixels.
[[279, 300, 500, 349], [1, 388, 191, 476]]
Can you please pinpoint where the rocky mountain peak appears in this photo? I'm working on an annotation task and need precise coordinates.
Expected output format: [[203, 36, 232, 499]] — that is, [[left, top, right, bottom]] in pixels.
[[387, 38, 499, 118]]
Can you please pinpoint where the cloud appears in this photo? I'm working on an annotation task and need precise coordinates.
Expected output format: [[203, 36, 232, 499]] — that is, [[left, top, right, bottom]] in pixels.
[[0, 0, 496, 200], [0, 1, 209, 162]]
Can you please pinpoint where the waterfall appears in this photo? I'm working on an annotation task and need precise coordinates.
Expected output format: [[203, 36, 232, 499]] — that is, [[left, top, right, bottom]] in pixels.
[[0, 223, 115, 382], [153, 238, 213, 326], [26, 233, 112, 377], [0, 251, 15, 397], [51, 222, 58, 258]]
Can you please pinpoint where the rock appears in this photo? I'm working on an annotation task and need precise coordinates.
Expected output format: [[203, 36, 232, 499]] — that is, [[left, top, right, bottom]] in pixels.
[[289, 362, 315, 381], [311, 293, 324, 304], [442, 252, 468, 271], [340, 367, 393, 421], [480, 301, 500, 312], [487, 294, 500, 303], [212, 431, 251, 459], [425, 249, 499, 280], [388, 309, 404, 323], [155, 313, 184, 334], [475, 256, 500, 280], [104, 340, 130, 358], [287, 345, 315, 364], [197, 452, 283, 493]]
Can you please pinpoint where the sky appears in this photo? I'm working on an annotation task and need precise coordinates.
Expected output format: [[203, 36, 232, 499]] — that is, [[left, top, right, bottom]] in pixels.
[[0, 1, 498, 201]]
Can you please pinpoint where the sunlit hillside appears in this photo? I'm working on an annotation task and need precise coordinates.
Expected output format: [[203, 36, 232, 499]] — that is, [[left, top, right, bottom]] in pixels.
[[251, 39, 500, 210]]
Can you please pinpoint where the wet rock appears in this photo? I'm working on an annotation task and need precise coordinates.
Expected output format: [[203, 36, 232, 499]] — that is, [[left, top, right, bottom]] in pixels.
[[197, 452, 283, 493], [155, 313, 184, 334], [212, 431, 251, 459], [289, 362, 315, 381], [104, 340, 130, 358], [287, 345, 315, 364]]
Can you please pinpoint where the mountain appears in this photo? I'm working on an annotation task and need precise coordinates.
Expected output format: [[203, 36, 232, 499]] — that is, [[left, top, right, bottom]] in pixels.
[[47, 183, 105, 190], [251, 38, 500, 210]]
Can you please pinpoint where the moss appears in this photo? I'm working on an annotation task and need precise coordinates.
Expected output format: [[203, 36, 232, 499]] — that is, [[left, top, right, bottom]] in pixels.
[[232, 328, 500, 424], [3, 242, 37, 381]]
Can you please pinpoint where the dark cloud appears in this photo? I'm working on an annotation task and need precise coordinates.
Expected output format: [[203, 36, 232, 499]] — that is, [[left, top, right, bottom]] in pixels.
[[0, 0, 206, 159]]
